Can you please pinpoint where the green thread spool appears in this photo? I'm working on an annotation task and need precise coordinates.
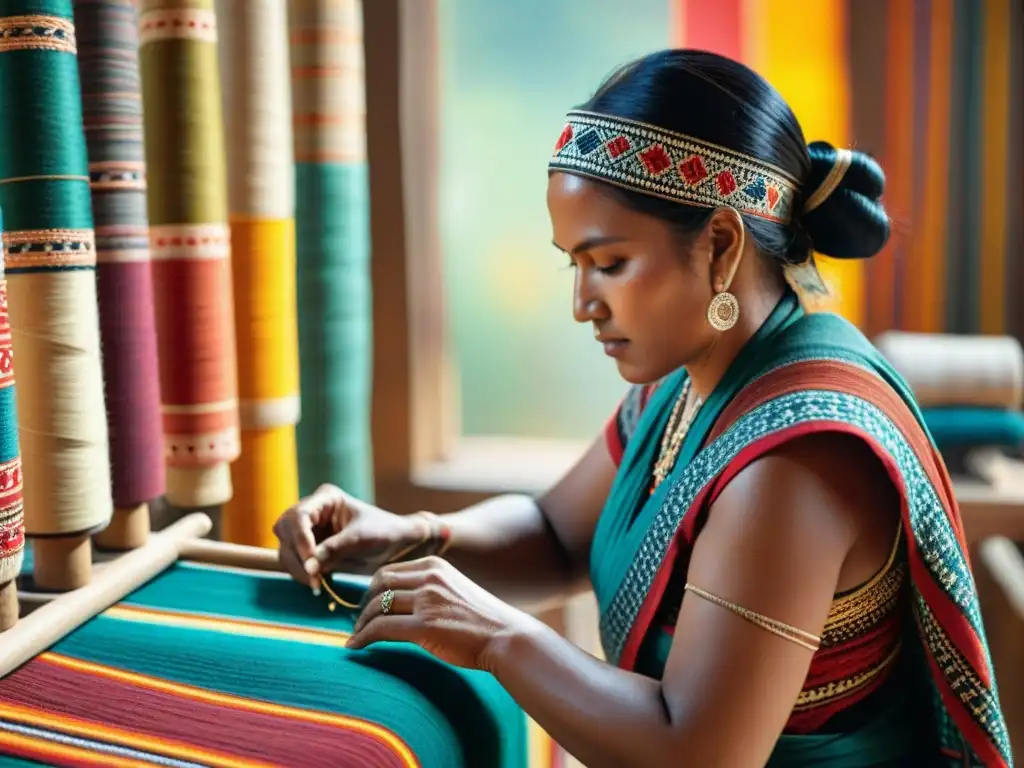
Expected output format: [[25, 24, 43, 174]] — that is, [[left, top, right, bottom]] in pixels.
[[0, 0, 113, 591]]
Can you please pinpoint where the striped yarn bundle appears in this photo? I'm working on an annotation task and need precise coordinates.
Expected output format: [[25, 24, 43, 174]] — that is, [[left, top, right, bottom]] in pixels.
[[291, 0, 374, 500], [74, 0, 164, 545], [0, 235, 25, 590], [217, 0, 300, 546], [138, 0, 240, 508], [0, 2, 113, 545]]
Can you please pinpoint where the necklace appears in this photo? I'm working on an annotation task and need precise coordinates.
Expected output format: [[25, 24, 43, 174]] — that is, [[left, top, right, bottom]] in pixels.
[[651, 379, 702, 490]]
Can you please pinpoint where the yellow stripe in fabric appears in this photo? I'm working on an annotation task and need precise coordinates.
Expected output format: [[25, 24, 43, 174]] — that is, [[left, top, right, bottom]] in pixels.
[[40, 654, 420, 768], [0, 729, 153, 768], [528, 718, 554, 768], [102, 603, 349, 645], [0, 702, 277, 768], [980, 0, 1012, 334], [907, 0, 952, 333], [747, 0, 861, 326]]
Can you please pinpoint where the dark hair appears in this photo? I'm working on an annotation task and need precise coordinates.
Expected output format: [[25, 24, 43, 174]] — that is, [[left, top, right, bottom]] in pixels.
[[571, 49, 889, 264]]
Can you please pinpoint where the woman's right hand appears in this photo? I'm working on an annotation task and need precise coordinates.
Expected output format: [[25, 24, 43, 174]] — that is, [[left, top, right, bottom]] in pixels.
[[272, 483, 426, 589]]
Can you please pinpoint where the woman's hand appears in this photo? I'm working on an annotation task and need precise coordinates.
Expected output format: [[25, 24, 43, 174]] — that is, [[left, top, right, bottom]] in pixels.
[[346, 556, 538, 671], [272, 484, 430, 588]]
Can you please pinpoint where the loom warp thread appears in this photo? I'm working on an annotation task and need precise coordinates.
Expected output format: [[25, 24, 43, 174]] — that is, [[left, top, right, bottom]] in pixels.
[[138, 0, 240, 508], [74, 0, 164, 547], [291, 0, 374, 501], [218, 0, 300, 547], [0, 2, 113, 553]]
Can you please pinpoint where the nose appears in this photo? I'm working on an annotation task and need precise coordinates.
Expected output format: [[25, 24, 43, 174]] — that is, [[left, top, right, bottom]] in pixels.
[[572, 267, 609, 324]]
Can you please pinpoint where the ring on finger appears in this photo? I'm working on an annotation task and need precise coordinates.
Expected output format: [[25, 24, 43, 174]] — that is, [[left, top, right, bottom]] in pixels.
[[380, 589, 395, 615]]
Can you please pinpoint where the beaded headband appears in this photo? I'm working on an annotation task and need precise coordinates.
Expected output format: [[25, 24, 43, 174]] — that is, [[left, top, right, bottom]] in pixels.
[[549, 110, 800, 224]]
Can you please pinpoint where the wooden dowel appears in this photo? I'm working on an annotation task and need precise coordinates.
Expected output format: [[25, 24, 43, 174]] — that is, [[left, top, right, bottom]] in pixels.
[[0, 513, 212, 678], [93, 503, 151, 551], [179, 539, 283, 573]]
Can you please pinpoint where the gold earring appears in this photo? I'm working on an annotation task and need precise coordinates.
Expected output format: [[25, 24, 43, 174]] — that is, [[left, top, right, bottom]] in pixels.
[[707, 291, 740, 331]]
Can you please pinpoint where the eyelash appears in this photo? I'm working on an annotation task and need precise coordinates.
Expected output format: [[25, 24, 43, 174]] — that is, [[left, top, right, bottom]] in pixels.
[[565, 258, 625, 275]]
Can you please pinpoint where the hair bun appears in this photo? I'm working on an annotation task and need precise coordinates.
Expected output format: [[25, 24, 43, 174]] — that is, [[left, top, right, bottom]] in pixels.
[[799, 141, 889, 260]]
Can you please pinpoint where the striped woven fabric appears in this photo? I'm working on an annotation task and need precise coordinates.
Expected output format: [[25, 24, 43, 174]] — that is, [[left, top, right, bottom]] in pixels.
[[0, 0, 113, 538], [138, 0, 240, 508], [291, 0, 375, 500], [74, 0, 165, 531], [0, 561, 529, 767], [0, 240, 24, 589], [218, 0, 301, 546]]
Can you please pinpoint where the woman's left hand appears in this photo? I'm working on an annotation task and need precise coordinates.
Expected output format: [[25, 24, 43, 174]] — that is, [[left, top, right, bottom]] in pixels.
[[346, 556, 533, 671]]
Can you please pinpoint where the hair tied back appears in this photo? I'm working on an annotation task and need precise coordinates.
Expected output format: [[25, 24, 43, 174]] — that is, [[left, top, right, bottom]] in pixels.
[[802, 148, 853, 213]]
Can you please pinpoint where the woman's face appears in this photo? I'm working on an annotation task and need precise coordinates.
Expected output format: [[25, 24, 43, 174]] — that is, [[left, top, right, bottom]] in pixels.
[[547, 172, 718, 385]]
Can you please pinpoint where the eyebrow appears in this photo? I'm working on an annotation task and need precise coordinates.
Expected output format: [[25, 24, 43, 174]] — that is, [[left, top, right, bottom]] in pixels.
[[552, 235, 628, 255]]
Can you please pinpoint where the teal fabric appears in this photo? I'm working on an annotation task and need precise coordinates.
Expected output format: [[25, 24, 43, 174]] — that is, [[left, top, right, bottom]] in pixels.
[[588, 289, 966, 765], [35, 561, 527, 768], [921, 407, 1024, 450]]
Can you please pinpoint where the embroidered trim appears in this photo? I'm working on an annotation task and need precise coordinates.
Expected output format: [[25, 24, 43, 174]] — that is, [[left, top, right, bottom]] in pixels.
[[794, 640, 903, 709], [149, 224, 230, 262], [550, 111, 799, 224], [0, 15, 76, 55], [0, 458, 22, 507], [2, 229, 96, 270], [138, 9, 217, 45]]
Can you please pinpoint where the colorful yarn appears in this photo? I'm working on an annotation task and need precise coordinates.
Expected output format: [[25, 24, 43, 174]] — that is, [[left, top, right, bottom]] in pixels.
[[0, 0, 113, 536], [74, 0, 165, 519], [218, 0, 300, 546], [291, 0, 374, 500], [138, 0, 239, 508], [0, 235, 25, 588]]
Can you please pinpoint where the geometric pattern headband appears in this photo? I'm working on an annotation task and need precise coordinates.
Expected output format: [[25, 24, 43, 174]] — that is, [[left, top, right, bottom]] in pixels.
[[549, 110, 800, 224]]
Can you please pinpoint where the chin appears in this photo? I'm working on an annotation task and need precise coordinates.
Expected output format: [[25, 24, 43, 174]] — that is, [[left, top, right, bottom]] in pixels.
[[613, 359, 665, 386]]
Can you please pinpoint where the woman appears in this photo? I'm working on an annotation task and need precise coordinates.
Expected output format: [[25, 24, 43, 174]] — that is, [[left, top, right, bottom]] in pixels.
[[274, 50, 1010, 767]]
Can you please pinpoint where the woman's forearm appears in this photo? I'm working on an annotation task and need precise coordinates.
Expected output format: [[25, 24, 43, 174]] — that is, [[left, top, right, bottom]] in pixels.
[[434, 494, 585, 601], [485, 618, 678, 768]]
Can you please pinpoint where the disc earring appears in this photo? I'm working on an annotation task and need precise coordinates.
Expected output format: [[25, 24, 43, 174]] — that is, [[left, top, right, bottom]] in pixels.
[[707, 291, 740, 331]]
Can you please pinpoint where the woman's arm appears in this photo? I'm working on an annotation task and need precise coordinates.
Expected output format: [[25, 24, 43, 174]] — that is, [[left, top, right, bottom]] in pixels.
[[432, 433, 617, 600], [481, 433, 895, 767]]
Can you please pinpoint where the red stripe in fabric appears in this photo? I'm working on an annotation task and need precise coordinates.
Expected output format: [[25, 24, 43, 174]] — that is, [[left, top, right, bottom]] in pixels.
[[0, 659, 409, 768]]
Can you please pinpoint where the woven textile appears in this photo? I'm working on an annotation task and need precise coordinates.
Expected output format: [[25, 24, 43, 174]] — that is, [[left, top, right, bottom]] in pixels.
[[291, 0, 374, 500], [0, 237, 24, 587], [218, 0, 300, 546], [0, 0, 113, 536], [74, 0, 164, 513], [138, 0, 240, 508], [0, 561, 528, 767]]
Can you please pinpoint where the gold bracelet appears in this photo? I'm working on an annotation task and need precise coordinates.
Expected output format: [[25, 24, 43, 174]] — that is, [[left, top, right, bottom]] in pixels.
[[684, 584, 821, 652]]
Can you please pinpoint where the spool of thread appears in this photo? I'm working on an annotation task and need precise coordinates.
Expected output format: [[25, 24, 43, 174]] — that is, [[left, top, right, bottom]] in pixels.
[[75, 0, 164, 550], [291, 0, 374, 500], [875, 331, 1024, 410], [217, 0, 300, 547], [138, 0, 240, 508], [0, 233, 26, 631], [0, 2, 114, 591]]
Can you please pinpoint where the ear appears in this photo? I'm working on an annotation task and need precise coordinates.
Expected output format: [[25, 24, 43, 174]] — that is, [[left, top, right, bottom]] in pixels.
[[706, 207, 745, 292]]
